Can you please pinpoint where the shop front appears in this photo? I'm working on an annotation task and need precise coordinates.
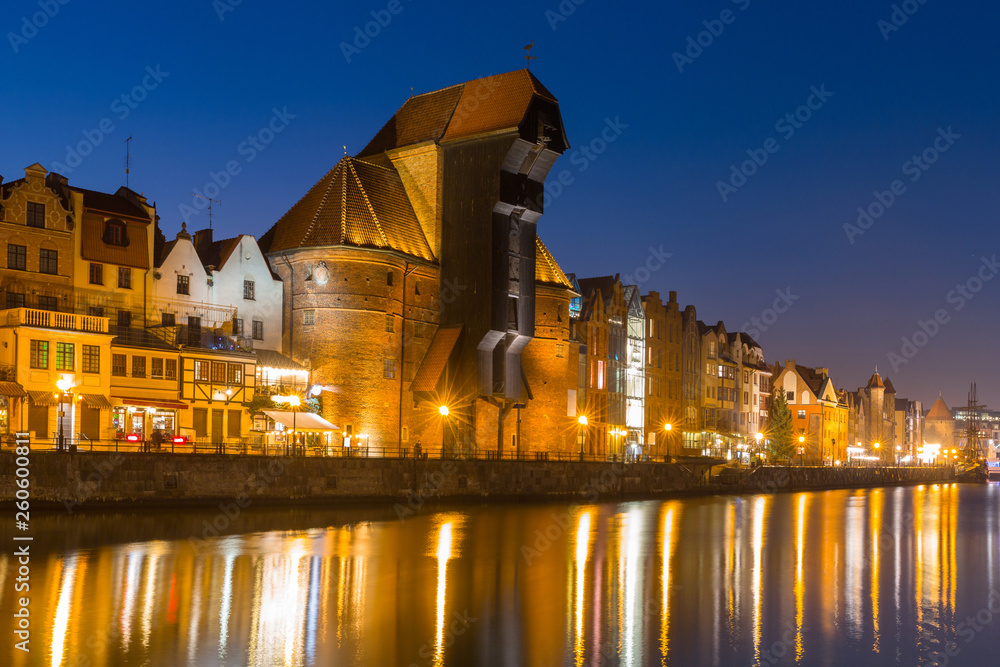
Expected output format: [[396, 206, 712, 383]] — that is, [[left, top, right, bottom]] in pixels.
[[111, 398, 188, 447]]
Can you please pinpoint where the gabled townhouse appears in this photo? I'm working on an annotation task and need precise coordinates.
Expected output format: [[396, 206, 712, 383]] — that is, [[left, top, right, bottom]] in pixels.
[[772, 359, 849, 464]]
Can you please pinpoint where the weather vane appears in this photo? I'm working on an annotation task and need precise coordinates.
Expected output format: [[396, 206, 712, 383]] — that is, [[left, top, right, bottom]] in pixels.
[[524, 41, 537, 69]]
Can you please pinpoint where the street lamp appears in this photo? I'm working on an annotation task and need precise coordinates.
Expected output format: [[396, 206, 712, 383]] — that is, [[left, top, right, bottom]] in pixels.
[[55, 376, 74, 452], [578, 415, 588, 459], [272, 393, 302, 455], [439, 405, 449, 416], [663, 423, 672, 460]]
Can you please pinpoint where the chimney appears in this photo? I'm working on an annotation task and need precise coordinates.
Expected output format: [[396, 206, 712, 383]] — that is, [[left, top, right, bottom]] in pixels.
[[193, 228, 213, 254], [817, 368, 829, 378], [786, 359, 796, 369], [669, 290, 677, 303]]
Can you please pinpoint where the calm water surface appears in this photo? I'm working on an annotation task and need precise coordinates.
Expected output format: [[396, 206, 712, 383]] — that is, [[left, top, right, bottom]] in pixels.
[[3, 483, 1000, 666]]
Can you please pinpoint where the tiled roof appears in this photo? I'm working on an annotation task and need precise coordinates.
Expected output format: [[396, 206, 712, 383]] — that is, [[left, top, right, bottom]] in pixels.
[[358, 69, 560, 156], [71, 186, 150, 220], [883, 377, 896, 394], [535, 236, 572, 289], [926, 396, 953, 421], [255, 348, 306, 371], [199, 236, 240, 270], [262, 156, 434, 261], [411, 325, 462, 392], [795, 365, 826, 395], [867, 371, 884, 389], [81, 214, 150, 269]]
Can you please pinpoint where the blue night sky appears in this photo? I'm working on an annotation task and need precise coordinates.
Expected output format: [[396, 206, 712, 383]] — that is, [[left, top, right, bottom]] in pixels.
[[3, 0, 998, 409]]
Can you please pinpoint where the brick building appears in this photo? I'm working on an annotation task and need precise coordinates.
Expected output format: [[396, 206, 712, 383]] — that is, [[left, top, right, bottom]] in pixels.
[[260, 69, 577, 455], [641, 290, 682, 455]]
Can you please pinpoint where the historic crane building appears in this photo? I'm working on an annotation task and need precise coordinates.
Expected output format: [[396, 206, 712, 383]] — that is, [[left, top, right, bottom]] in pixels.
[[260, 69, 576, 454]]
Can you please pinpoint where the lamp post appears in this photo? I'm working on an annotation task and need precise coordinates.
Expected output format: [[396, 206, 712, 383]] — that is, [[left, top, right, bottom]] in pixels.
[[55, 376, 74, 452], [439, 405, 450, 457], [578, 415, 588, 460], [798, 434, 806, 466], [873, 441, 881, 468], [663, 423, 672, 460], [272, 393, 302, 455]]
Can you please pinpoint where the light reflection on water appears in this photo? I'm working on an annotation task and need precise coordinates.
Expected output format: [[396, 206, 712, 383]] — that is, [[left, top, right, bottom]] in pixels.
[[3, 483, 1000, 666]]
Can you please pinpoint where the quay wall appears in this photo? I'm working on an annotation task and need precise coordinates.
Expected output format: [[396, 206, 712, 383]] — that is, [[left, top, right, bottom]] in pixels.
[[0, 453, 956, 509]]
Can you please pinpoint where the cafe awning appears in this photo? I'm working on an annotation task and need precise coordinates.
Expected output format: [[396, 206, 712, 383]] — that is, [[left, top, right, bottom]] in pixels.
[[262, 410, 339, 431], [28, 390, 58, 406], [0, 382, 26, 397], [81, 394, 114, 410], [111, 397, 189, 410]]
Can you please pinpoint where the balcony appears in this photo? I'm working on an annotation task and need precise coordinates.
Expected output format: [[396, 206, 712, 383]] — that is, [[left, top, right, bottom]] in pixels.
[[3, 307, 109, 334]]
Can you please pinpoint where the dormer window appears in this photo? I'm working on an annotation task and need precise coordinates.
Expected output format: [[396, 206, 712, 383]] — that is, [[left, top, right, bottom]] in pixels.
[[103, 219, 129, 246]]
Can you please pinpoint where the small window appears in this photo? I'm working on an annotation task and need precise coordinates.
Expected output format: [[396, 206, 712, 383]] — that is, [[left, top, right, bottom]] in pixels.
[[132, 356, 146, 378], [88, 306, 104, 317], [161, 312, 175, 327], [556, 343, 564, 358], [384, 358, 396, 379], [55, 342, 74, 371], [151, 358, 164, 379], [29, 340, 48, 369], [212, 362, 226, 383], [176, 275, 190, 295], [37, 295, 57, 311], [103, 220, 128, 246], [26, 202, 45, 228], [387, 271, 394, 286], [303, 310, 315, 326], [39, 249, 58, 275], [798, 409, 806, 419], [7, 244, 26, 270], [195, 360, 210, 381], [89, 263, 103, 285], [228, 363, 243, 385], [165, 359, 177, 380], [117, 310, 132, 328], [112, 354, 127, 376], [243, 280, 255, 301], [252, 321, 263, 340], [118, 267, 131, 289], [82, 345, 100, 373], [385, 313, 394, 332], [233, 318, 243, 335]]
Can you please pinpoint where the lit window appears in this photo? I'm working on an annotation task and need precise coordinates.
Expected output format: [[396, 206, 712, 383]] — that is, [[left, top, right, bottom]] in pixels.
[[384, 358, 396, 379], [228, 363, 243, 385], [55, 342, 74, 371], [195, 360, 209, 381], [303, 310, 315, 326], [29, 340, 48, 369]]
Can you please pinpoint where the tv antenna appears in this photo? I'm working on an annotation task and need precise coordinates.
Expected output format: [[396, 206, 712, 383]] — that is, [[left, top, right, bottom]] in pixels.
[[190, 193, 221, 229], [125, 136, 133, 188], [524, 41, 537, 69]]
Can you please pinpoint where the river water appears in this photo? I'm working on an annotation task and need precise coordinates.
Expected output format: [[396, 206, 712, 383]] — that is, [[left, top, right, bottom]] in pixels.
[[3, 483, 999, 666]]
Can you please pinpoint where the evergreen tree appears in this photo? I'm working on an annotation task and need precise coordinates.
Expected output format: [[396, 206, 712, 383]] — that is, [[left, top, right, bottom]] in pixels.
[[767, 388, 795, 462]]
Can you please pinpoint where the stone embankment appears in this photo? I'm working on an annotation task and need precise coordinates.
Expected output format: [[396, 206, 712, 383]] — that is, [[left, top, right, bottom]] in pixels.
[[0, 452, 956, 509]]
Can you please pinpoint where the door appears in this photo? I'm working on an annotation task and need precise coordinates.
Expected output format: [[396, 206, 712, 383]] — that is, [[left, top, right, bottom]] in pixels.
[[81, 406, 100, 441], [212, 409, 224, 443]]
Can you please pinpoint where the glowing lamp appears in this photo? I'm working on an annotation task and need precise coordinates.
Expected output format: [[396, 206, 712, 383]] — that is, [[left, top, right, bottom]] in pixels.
[[126, 434, 140, 442], [664, 423, 672, 431], [578, 415, 588, 426], [439, 405, 449, 416], [172, 436, 186, 444]]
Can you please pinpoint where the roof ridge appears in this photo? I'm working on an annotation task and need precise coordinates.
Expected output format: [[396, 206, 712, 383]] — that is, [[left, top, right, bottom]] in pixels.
[[346, 158, 389, 247], [300, 161, 342, 248]]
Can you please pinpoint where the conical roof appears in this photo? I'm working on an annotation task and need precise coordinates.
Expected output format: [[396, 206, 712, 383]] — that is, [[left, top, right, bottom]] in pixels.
[[867, 370, 884, 389], [262, 156, 434, 261], [926, 396, 953, 421]]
